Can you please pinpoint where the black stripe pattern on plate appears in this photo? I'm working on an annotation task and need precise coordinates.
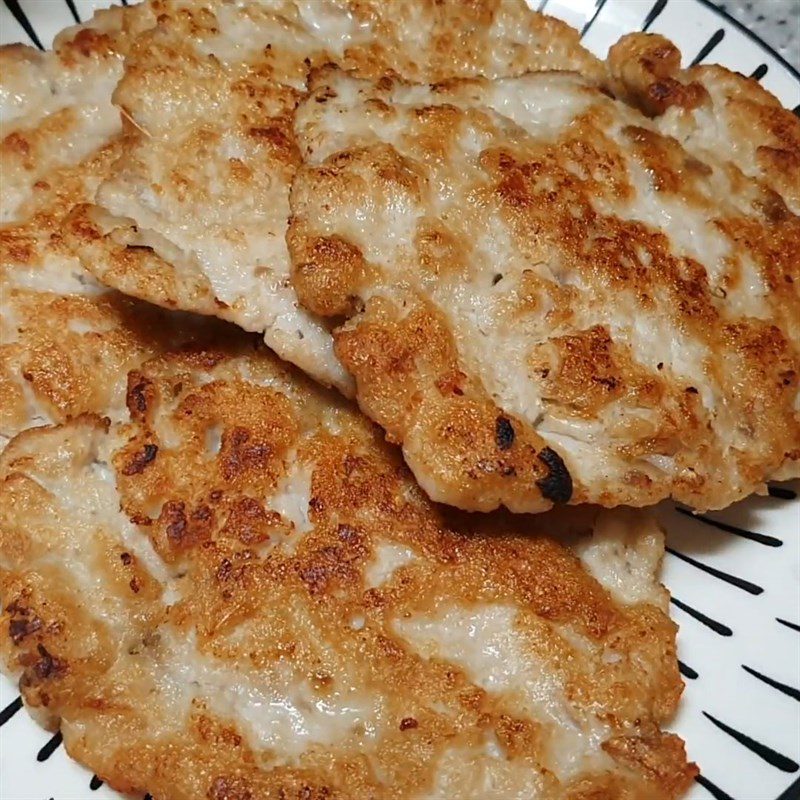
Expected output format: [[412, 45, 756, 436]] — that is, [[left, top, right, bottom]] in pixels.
[[691, 28, 726, 66], [777, 777, 800, 800], [64, 0, 80, 23], [37, 731, 63, 762], [666, 547, 763, 595], [703, 712, 799, 772], [90, 775, 104, 790], [777, 618, 800, 633], [678, 660, 699, 680], [696, 0, 800, 82], [696, 774, 736, 800], [750, 63, 768, 80], [2, 0, 44, 49], [642, 0, 668, 31], [670, 596, 732, 636], [675, 507, 783, 547], [580, 0, 607, 38], [0, 695, 23, 726], [743, 665, 800, 701], [768, 484, 797, 500]]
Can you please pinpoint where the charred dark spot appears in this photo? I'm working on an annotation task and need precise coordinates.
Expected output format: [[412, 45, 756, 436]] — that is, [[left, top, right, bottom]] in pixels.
[[685, 386, 699, 394], [129, 577, 141, 594], [222, 497, 275, 545], [129, 513, 153, 527], [121, 443, 158, 476], [592, 376, 619, 390], [299, 564, 330, 595], [33, 644, 67, 681], [492, 273, 503, 285], [193, 505, 213, 523], [217, 559, 233, 582], [657, 362, 664, 370], [220, 427, 273, 480], [495, 415, 515, 451], [535, 447, 573, 504], [399, 717, 419, 730], [120, 552, 133, 566], [126, 371, 154, 420], [298, 543, 362, 597], [309, 497, 324, 513], [9, 616, 42, 645], [164, 501, 188, 543]]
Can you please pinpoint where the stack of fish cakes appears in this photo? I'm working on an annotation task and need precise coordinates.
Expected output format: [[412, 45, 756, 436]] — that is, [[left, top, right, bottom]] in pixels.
[[1, 2, 797, 798]]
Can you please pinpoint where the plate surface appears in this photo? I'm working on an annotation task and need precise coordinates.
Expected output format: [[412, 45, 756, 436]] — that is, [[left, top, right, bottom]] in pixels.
[[0, 1, 798, 798]]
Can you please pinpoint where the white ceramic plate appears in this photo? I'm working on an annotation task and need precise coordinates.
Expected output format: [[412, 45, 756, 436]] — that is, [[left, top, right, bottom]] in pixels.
[[1, 1, 799, 798]]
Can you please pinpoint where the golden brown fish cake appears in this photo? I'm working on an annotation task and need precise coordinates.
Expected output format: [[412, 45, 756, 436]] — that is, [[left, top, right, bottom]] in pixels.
[[0, 4, 155, 223], [607, 33, 800, 214], [0, 7, 223, 446], [286, 66, 800, 513], [0, 338, 695, 799], [68, 0, 601, 395], [0, 219, 220, 445]]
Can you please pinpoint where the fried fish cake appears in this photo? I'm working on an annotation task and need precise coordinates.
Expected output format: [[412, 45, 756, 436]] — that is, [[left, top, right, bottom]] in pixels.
[[608, 33, 800, 214], [0, 3, 154, 223], [0, 8, 227, 447], [0, 338, 695, 799], [67, 0, 600, 395], [286, 66, 800, 513], [0, 222, 219, 445]]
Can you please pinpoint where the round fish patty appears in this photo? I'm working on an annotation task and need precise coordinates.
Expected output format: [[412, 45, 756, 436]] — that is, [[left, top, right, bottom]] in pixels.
[[64, 0, 602, 397], [0, 6, 225, 447], [0, 338, 695, 800], [286, 65, 800, 513]]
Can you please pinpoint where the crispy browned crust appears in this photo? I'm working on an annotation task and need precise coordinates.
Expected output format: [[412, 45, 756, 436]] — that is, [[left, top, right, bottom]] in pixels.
[[1, 195, 234, 446], [0, 10, 697, 794], [608, 33, 800, 212], [67, 0, 602, 396], [287, 65, 800, 513], [0, 4, 155, 223], [0, 339, 694, 799], [323, 0, 603, 82], [0, 5, 231, 445]]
